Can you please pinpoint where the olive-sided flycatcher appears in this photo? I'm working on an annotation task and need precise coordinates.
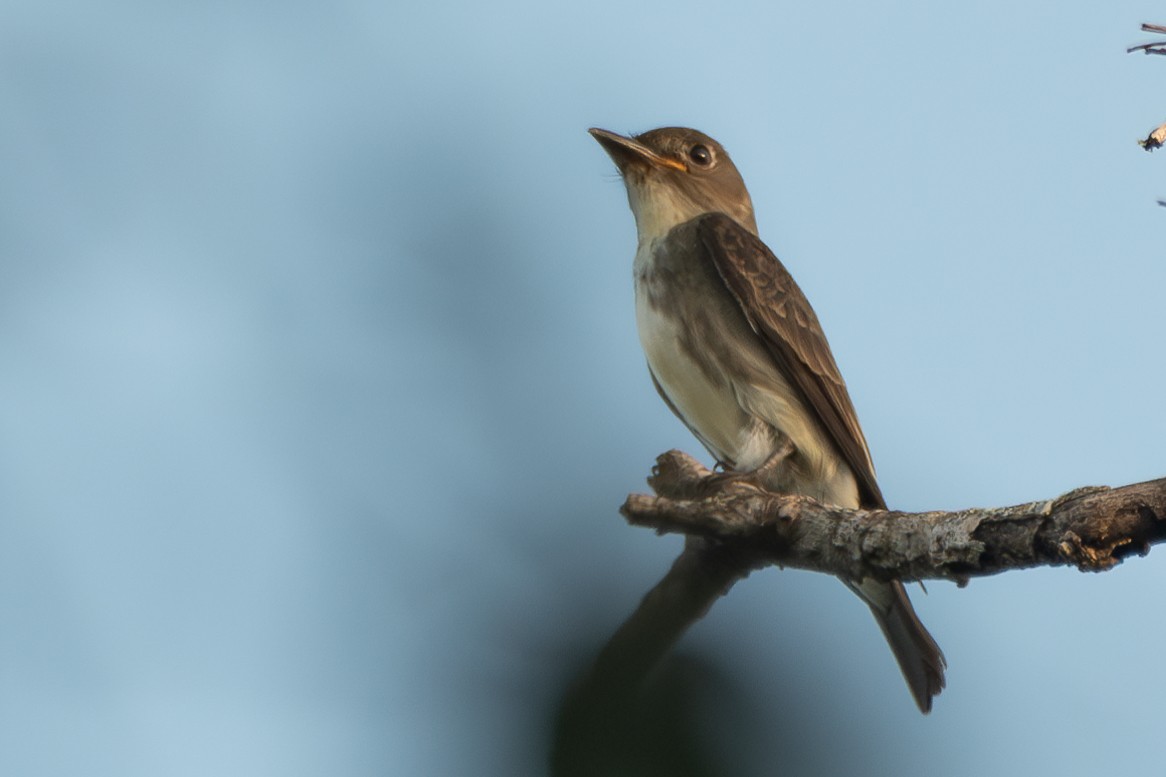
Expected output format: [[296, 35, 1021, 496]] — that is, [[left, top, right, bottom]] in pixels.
[[590, 126, 945, 712]]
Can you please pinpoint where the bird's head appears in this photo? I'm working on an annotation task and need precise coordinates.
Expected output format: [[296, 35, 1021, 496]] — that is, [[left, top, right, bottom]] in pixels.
[[589, 126, 757, 240]]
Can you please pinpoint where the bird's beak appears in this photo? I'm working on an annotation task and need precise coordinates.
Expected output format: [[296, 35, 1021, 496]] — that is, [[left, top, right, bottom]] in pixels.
[[589, 128, 686, 173]]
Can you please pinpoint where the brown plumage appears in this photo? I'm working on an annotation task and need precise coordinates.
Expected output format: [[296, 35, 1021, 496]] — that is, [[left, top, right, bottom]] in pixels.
[[591, 126, 946, 711]]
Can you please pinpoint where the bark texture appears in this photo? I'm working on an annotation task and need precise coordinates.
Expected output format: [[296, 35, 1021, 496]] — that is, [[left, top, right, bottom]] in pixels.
[[621, 450, 1166, 584]]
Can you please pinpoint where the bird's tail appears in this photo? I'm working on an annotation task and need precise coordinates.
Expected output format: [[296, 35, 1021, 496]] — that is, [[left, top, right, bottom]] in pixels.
[[595, 540, 946, 713], [852, 579, 946, 713]]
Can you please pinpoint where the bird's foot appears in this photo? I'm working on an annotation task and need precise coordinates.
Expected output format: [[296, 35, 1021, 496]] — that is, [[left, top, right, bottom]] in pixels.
[[695, 440, 796, 497]]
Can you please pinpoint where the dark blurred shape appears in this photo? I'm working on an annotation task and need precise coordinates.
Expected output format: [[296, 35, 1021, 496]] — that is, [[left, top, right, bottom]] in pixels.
[[546, 533, 763, 775], [545, 538, 810, 776], [551, 653, 738, 777]]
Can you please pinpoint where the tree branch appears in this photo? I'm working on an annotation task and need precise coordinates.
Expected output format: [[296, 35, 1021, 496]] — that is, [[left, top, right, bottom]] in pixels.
[[1128, 22, 1166, 54], [555, 451, 1166, 751], [621, 450, 1166, 585]]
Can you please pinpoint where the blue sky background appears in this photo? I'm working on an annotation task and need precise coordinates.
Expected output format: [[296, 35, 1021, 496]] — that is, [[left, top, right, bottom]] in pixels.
[[3, 1, 1166, 775]]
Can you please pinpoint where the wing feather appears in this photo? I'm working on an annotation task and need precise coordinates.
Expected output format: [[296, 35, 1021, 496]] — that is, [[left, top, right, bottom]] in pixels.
[[696, 213, 886, 509]]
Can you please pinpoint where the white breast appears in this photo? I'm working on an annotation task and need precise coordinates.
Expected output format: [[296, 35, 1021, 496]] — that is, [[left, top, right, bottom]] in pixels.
[[633, 242, 774, 470], [632, 238, 860, 507]]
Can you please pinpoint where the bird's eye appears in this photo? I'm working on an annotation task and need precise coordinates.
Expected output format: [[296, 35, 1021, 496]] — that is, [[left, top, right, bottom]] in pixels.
[[688, 144, 713, 166]]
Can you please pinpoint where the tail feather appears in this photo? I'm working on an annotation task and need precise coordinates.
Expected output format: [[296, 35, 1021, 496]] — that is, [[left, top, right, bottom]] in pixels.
[[854, 579, 946, 713]]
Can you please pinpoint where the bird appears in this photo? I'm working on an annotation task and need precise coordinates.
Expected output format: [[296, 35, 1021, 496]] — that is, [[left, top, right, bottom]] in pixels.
[[589, 125, 945, 712]]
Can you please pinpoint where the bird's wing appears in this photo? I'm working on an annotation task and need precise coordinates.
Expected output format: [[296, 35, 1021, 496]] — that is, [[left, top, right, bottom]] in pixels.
[[696, 213, 886, 509]]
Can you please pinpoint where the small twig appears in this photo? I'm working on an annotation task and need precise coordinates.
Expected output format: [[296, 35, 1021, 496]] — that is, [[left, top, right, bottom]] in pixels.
[[1129, 24, 1166, 207], [1127, 23, 1166, 54], [1126, 42, 1166, 55]]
